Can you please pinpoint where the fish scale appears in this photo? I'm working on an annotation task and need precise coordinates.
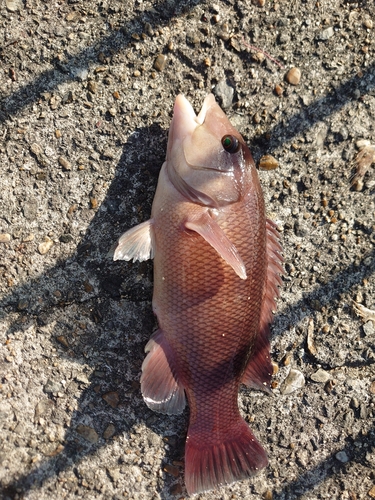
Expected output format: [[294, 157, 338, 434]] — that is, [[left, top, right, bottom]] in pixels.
[[114, 94, 283, 495]]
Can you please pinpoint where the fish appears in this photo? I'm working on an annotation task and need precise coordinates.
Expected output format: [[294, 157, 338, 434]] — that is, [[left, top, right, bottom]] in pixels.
[[113, 94, 283, 495]]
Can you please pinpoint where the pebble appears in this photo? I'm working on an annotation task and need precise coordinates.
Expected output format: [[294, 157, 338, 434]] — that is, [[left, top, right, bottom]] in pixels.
[[23, 233, 35, 242], [369, 486, 375, 498], [30, 143, 50, 167], [363, 18, 373, 29], [335, 450, 349, 463], [186, 32, 200, 45], [6, 0, 22, 11], [370, 381, 375, 395], [363, 321, 374, 336], [103, 423, 116, 439], [153, 54, 167, 72], [107, 467, 121, 482], [87, 81, 97, 94], [213, 80, 234, 109], [76, 424, 99, 443], [102, 391, 119, 408], [38, 237, 54, 255], [56, 335, 69, 348], [281, 369, 305, 395], [285, 67, 301, 86], [311, 369, 330, 383], [307, 318, 318, 355], [90, 197, 98, 209], [170, 484, 182, 495], [318, 27, 334, 40], [66, 11, 81, 22], [72, 67, 88, 81], [17, 299, 29, 311], [163, 464, 180, 477], [259, 154, 279, 170], [58, 156, 72, 171], [44, 379, 63, 394], [0, 233, 11, 243], [252, 51, 265, 64], [59, 234, 73, 243], [230, 37, 241, 52], [274, 84, 283, 96]]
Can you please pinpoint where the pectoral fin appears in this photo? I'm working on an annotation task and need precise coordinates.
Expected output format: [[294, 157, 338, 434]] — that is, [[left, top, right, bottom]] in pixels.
[[185, 213, 247, 279], [113, 219, 154, 262]]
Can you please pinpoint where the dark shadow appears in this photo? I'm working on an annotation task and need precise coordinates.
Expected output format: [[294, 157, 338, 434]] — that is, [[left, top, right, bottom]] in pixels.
[[273, 427, 375, 500], [0, 4, 374, 496], [1, 118, 374, 498], [0, 124, 188, 499], [0, 0, 204, 123]]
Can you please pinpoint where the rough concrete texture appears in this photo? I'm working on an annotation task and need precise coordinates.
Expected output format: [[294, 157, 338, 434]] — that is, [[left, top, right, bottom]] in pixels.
[[0, 0, 375, 499]]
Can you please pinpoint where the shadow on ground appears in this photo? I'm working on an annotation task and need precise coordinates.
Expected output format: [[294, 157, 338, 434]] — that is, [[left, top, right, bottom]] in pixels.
[[1, 2, 375, 496]]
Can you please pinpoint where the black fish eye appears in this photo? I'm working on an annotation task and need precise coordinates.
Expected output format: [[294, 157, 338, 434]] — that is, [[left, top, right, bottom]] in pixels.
[[221, 135, 240, 154]]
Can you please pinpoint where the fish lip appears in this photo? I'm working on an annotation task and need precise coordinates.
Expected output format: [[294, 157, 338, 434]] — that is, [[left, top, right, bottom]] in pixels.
[[196, 93, 217, 125]]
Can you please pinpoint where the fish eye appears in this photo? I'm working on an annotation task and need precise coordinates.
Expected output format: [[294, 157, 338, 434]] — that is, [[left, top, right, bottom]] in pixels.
[[221, 135, 240, 154]]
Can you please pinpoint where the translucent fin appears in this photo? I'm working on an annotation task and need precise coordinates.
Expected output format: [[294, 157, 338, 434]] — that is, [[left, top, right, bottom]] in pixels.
[[185, 214, 247, 280], [113, 219, 154, 262], [241, 333, 273, 394], [242, 219, 283, 392], [140, 329, 186, 415], [185, 418, 268, 495]]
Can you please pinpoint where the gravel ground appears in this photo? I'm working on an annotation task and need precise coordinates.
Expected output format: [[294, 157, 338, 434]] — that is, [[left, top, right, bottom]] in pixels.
[[1, 0, 375, 499]]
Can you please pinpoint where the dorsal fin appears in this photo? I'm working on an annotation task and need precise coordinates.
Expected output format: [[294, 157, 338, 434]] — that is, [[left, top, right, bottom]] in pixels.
[[241, 219, 283, 392]]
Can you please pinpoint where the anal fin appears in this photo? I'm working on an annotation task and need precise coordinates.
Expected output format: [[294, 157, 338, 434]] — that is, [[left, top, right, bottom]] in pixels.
[[141, 329, 186, 415]]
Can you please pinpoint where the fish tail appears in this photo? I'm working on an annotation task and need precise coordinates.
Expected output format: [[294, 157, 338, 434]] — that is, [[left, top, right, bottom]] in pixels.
[[184, 418, 268, 495]]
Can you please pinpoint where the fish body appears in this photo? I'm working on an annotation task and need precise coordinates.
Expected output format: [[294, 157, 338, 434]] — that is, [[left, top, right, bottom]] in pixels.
[[114, 94, 283, 494]]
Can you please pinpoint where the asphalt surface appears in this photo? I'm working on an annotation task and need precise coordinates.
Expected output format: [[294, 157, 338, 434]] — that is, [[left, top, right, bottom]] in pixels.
[[0, 0, 375, 499]]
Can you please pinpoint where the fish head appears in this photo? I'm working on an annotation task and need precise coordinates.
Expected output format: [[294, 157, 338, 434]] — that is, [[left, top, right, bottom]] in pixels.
[[166, 94, 255, 208]]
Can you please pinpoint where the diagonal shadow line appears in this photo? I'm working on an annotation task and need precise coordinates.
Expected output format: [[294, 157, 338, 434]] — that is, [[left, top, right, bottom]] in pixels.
[[0, 0, 203, 122], [0, 8, 374, 490], [0, 0, 374, 151], [272, 426, 375, 500], [276, 246, 375, 330], [265, 61, 375, 147], [0, 126, 374, 498]]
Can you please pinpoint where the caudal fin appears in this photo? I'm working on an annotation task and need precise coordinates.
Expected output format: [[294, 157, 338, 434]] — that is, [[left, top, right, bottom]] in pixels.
[[185, 418, 268, 495]]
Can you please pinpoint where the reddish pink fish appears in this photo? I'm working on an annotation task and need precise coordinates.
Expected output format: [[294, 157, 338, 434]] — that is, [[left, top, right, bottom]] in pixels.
[[114, 94, 283, 495]]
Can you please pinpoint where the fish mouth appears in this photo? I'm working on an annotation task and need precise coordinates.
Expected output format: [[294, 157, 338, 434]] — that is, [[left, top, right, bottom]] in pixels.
[[171, 94, 242, 174], [196, 93, 217, 125], [173, 93, 217, 128]]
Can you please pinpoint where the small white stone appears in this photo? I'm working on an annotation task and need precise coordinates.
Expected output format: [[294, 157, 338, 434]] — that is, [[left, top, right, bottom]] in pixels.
[[38, 238, 54, 255], [6, 0, 22, 12], [281, 369, 305, 395], [311, 368, 330, 383], [0, 233, 11, 243], [335, 451, 349, 463]]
